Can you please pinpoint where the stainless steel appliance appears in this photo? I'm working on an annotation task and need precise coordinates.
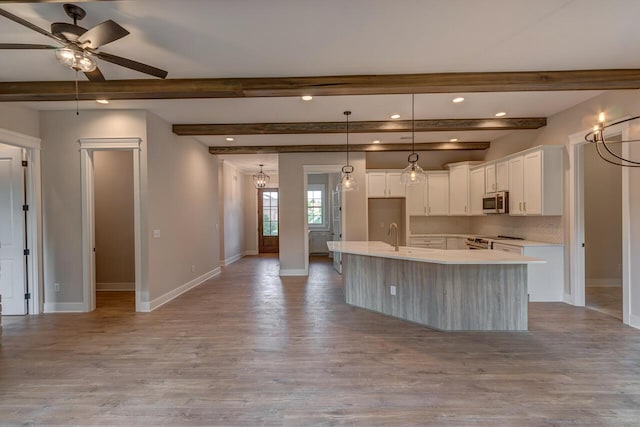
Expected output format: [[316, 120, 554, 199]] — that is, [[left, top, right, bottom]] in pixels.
[[482, 191, 509, 214], [465, 237, 491, 249]]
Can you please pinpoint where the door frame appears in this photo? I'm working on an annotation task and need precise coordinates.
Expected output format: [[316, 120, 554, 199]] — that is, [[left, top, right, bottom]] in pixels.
[[568, 120, 631, 326], [303, 165, 344, 274], [79, 138, 143, 312], [0, 127, 42, 315]]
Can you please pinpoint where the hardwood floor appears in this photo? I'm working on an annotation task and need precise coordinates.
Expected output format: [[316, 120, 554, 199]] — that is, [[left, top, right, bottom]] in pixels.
[[586, 286, 623, 320], [1, 255, 639, 426]]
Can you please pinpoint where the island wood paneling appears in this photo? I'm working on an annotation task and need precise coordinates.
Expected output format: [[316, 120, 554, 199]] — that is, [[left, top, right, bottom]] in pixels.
[[343, 254, 527, 331]]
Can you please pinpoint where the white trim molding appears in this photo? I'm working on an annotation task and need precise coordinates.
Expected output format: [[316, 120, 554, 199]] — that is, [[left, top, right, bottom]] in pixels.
[[629, 314, 640, 330], [43, 302, 85, 313], [97, 282, 135, 291], [139, 268, 221, 312], [0, 127, 41, 149], [244, 250, 259, 256], [222, 253, 243, 266], [79, 138, 142, 150]]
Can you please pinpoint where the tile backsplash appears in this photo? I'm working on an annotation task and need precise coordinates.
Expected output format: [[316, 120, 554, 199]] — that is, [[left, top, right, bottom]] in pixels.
[[409, 215, 563, 243], [472, 215, 563, 243]]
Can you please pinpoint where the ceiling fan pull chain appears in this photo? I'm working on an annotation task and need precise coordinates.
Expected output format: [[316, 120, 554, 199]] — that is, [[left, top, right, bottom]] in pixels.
[[75, 70, 79, 116]]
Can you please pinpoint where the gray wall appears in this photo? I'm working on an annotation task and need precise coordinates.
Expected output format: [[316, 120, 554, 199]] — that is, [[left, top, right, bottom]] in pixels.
[[279, 152, 367, 274], [219, 161, 244, 263], [94, 150, 135, 287], [0, 104, 40, 138], [584, 142, 622, 284]]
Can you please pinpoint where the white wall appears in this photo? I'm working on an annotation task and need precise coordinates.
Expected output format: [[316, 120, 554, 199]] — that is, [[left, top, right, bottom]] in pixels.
[[146, 112, 219, 301], [584, 142, 622, 284], [279, 152, 367, 274], [40, 110, 148, 306], [94, 150, 135, 289], [483, 90, 640, 326], [219, 161, 245, 264]]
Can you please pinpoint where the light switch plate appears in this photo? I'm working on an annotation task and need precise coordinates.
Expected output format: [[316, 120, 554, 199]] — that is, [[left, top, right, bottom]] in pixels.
[[153, 229, 161, 238], [390, 285, 397, 296]]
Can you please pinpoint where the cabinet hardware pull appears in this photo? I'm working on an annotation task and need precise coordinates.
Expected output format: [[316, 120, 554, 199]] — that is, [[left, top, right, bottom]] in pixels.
[[523, 202, 527, 212]]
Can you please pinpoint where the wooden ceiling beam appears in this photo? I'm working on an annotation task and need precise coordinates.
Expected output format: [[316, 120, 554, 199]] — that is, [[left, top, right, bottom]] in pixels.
[[1, 69, 640, 101], [174, 117, 545, 136], [208, 142, 490, 155]]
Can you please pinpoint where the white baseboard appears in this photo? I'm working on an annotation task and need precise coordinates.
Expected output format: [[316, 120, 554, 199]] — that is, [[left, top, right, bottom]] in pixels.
[[244, 250, 258, 256], [139, 267, 221, 312], [586, 278, 622, 287], [97, 282, 135, 291], [279, 268, 308, 276], [629, 313, 640, 330], [221, 253, 243, 266], [563, 293, 574, 305], [43, 302, 85, 313]]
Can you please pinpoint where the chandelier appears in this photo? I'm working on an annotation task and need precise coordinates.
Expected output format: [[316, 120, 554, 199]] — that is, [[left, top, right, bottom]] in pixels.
[[253, 164, 270, 188], [585, 113, 640, 167]]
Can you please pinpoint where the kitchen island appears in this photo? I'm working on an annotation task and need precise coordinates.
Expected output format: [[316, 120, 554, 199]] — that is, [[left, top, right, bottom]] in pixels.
[[327, 241, 544, 331]]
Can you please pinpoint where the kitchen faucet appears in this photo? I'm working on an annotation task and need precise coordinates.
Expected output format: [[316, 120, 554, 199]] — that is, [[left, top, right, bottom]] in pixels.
[[388, 222, 399, 252]]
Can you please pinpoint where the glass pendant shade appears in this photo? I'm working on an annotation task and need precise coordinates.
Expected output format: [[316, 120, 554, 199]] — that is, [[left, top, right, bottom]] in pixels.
[[253, 164, 270, 188], [55, 48, 97, 72], [400, 155, 427, 185]]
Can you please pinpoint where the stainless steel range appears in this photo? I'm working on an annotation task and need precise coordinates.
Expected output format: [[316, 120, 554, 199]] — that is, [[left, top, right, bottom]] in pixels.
[[465, 235, 524, 249]]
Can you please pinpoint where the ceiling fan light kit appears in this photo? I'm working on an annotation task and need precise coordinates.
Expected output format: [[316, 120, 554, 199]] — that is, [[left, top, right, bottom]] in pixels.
[[0, 3, 168, 81]]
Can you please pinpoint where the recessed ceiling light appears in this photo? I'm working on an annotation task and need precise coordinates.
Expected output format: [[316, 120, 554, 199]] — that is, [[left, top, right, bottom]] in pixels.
[[390, 114, 401, 119], [495, 111, 507, 117], [452, 97, 465, 103], [449, 138, 459, 142], [225, 137, 235, 142], [301, 95, 313, 101], [372, 140, 381, 144], [96, 99, 109, 104]]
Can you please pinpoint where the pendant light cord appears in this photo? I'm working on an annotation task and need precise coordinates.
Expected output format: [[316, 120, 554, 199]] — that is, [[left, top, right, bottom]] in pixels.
[[346, 112, 350, 165], [411, 93, 415, 155]]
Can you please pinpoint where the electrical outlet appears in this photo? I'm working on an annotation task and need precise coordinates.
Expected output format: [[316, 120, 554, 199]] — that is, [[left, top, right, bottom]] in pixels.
[[390, 285, 397, 296], [54, 283, 60, 292], [191, 265, 196, 273]]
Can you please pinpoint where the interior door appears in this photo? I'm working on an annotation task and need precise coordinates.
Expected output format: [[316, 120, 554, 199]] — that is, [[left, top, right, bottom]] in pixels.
[[0, 145, 27, 315], [258, 188, 279, 253], [332, 189, 342, 273]]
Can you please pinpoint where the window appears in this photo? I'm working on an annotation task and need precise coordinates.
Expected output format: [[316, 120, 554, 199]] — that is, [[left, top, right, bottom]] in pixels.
[[307, 184, 327, 229], [262, 190, 278, 236]]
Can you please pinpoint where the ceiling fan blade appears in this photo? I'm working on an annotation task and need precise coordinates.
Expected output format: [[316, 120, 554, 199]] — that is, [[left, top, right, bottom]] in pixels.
[[77, 20, 129, 49], [84, 67, 105, 82], [0, 43, 57, 50], [96, 51, 168, 79], [0, 8, 63, 44]]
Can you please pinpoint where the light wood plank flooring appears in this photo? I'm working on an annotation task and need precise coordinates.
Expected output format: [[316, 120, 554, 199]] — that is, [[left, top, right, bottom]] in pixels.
[[586, 286, 623, 320], [1, 255, 639, 426]]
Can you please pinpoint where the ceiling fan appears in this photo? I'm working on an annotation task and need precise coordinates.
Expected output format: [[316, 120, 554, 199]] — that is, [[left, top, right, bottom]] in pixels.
[[0, 3, 168, 81]]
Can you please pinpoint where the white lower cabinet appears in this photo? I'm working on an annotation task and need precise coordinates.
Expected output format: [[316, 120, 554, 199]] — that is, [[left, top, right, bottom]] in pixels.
[[492, 242, 564, 302], [446, 237, 467, 249]]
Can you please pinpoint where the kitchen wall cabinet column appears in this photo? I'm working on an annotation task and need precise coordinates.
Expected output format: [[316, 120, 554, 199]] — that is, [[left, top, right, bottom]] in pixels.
[[448, 163, 471, 216]]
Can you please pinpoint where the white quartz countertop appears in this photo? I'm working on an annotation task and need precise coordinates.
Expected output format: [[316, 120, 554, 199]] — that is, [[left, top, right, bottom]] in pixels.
[[327, 241, 545, 265], [409, 234, 562, 247]]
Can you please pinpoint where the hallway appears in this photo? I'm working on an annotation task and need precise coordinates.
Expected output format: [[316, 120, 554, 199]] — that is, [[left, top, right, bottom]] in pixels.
[[1, 256, 639, 426]]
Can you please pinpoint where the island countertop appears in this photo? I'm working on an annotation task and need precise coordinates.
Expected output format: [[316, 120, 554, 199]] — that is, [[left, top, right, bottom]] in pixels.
[[327, 241, 545, 265]]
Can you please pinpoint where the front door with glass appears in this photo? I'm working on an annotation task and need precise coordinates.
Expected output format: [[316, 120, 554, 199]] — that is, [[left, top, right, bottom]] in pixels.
[[258, 188, 279, 253]]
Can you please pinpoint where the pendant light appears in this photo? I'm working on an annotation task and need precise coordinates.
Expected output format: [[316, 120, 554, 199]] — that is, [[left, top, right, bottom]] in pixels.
[[253, 164, 270, 188], [400, 94, 427, 185], [337, 110, 358, 192]]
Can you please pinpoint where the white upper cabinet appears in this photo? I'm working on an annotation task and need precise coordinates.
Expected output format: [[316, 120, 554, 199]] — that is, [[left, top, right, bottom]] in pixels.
[[367, 171, 405, 198], [469, 167, 485, 215], [508, 146, 563, 216], [484, 160, 509, 194], [405, 172, 449, 216], [448, 164, 470, 216], [426, 172, 449, 216], [496, 160, 509, 192]]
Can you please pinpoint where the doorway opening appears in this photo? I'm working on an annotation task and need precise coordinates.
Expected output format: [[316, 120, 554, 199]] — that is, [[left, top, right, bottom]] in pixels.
[[258, 188, 279, 254], [583, 140, 623, 319], [569, 124, 631, 326], [93, 150, 135, 311], [0, 129, 42, 316], [80, 138, 143, 312]]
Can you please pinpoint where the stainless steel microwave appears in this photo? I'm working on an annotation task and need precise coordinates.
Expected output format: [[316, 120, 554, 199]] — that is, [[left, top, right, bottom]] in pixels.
[[482, 191, 509, 214]]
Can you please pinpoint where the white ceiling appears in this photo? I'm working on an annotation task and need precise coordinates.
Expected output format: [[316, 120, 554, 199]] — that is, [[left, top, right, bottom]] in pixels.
[[1, 0, 638, 158]]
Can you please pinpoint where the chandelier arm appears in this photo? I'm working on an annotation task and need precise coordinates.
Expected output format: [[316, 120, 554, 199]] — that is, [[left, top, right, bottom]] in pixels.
[[594, 141, 640, 167], [600, 135, 640, 165]]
